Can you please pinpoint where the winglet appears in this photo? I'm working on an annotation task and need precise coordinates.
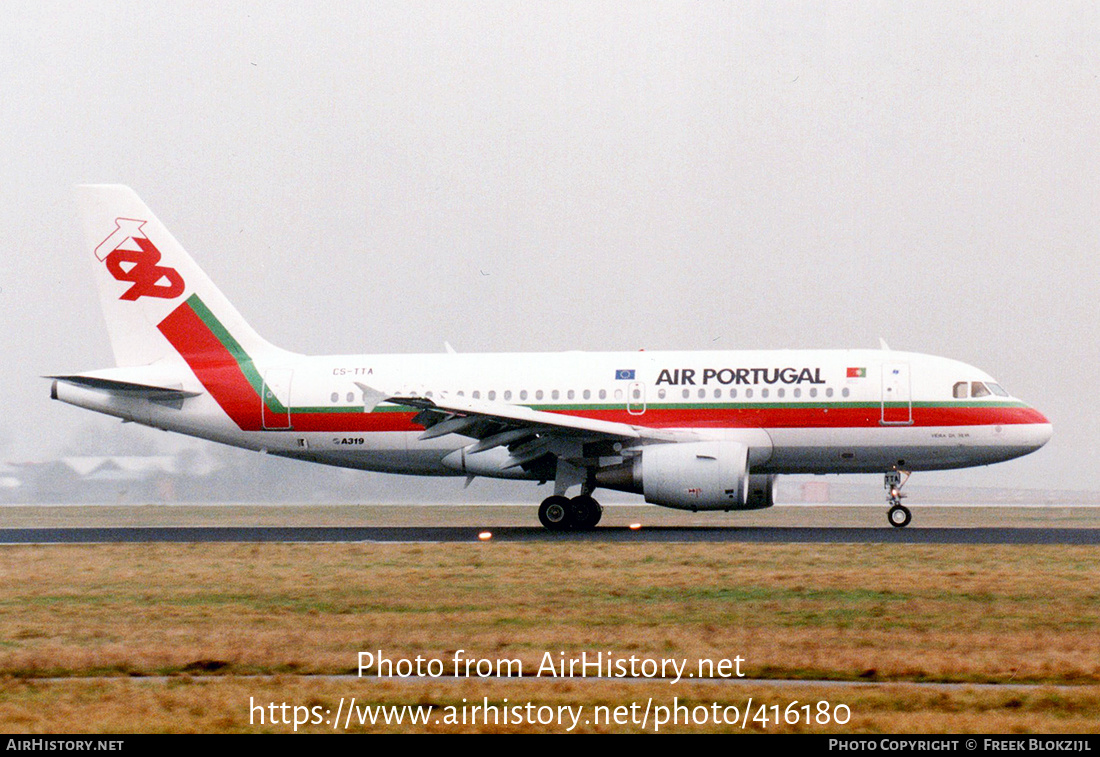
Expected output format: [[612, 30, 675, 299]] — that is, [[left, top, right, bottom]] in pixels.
[[354, 383, 389, 412]]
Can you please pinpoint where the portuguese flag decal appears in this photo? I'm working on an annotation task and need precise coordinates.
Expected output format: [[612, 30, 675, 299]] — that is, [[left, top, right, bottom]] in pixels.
[[847, 367, 867, 378]]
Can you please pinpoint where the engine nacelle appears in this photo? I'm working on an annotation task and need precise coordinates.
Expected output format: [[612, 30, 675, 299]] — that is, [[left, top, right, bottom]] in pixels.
[[744, 473, 778, 510], [640, 441, 750, 511]]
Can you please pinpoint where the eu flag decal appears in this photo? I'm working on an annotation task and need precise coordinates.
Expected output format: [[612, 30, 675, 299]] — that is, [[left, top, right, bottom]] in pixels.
[[615, 369, 636, 380]]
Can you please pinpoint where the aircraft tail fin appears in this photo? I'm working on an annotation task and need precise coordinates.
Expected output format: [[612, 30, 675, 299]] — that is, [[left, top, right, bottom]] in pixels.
[[76, 185, 285, 368]]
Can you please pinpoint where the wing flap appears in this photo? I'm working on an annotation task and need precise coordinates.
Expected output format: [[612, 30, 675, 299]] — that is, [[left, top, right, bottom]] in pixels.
[[417, 415, 482, 441], [467, 427, 538, 454]]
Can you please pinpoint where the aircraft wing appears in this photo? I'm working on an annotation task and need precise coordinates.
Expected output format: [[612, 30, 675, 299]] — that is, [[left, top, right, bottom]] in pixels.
[[369, 387, 689, 470], [391, 394, 643, 440]]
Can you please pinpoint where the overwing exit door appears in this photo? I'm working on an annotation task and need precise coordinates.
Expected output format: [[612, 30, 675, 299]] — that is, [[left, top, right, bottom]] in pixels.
[[627, 381, 646, 415]]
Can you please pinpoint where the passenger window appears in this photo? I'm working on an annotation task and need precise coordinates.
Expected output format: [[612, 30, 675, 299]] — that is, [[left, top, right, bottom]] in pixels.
[[583, 389, 591, 400], [745, 388, 754, 398], [826, 388, 834, 398], [472, 390, 481, 399], [714, 388, 722, 399], [682, 388, 690, 399], [698, 388, 706, 399], [535, 390, 543, 400], [331, 392, 338, 403], [953, 382, 968, 399], [567, 390, 575, 400], [761, 388, 769, 398], [520, 390, 528, 400], [794, 388, 801, 398], [599, 389, 606, 400], [488, 390, 496, 400], [504, 390, 512, 401], [730, 388, 737, 399], [842, 388, 850, 398], [347, 392, 355, 402], [971, 382, 991, 398], [552, 390, 560, 400], [809, 388, 817, 398], [777, 388, 785, 398]]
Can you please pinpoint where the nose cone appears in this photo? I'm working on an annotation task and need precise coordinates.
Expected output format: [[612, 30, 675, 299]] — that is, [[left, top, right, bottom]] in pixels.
[[1029, 407, 1051, 426], [1022, 406, 1053, 452], [1031, 420, 1053, 450], [987, 405, 1052, 464]]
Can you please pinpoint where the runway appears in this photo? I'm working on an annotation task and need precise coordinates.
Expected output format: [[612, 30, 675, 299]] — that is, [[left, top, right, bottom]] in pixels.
[[1, 525, 1098, 544]]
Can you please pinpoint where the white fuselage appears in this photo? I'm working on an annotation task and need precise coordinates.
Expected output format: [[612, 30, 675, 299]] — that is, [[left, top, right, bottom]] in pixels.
[[54, 347, 1052, 480]]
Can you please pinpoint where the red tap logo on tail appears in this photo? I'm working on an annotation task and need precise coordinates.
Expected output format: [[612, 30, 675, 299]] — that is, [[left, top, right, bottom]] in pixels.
[[95, 218, 185, 301]]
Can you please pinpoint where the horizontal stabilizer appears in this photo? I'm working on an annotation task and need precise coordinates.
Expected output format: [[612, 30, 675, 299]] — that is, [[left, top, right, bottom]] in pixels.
[[47, 375, 202, 401]]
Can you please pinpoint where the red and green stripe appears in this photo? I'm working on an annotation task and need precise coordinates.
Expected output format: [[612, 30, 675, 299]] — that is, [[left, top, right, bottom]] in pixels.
[[157, 295, 1047, 433]]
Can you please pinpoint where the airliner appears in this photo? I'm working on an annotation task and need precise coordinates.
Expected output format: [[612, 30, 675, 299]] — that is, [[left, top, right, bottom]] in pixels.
[[50, 186, 1052, 529]]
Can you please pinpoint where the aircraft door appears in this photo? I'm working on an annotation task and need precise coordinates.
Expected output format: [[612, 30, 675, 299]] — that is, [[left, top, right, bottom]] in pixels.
[[262, 368, 293, 429], [627, 381, 646, 415], [880, 362, 912, 425]]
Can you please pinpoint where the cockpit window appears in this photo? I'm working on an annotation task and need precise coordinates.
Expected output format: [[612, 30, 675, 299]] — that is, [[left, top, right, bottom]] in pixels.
[[971, 382, 991, 398], [955, 381, 1009, 399]]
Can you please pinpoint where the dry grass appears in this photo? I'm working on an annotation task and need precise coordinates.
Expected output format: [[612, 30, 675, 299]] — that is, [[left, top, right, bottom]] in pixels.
[[0, 538, 1097, 732], [2, 677, 1098, 734]]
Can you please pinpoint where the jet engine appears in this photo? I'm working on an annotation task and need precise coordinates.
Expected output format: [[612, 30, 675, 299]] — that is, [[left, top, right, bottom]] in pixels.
[[744, 473, 778, 510], [592, 441, 750, 510]]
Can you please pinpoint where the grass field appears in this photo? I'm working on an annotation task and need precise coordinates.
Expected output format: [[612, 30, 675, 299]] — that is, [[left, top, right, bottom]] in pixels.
[[1, 504, 1098, 733]]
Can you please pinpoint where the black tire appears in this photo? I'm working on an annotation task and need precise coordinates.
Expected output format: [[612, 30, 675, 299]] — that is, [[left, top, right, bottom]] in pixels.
[[539, 496, 572, 530], [888, 505, 912, 528], [589, 499, 603, 528], [569, 495, 602, 530]]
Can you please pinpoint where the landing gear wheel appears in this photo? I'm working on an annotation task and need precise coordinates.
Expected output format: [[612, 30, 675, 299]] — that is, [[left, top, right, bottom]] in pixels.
[[885, 467, 912, 528], [539, 496, 572, 530], [888, 505, 912, 528], [569, 495, 602, 530]]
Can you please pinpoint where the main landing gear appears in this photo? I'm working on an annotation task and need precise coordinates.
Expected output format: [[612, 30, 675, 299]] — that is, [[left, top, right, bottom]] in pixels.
[[538, 494, 603, 531], [885, 467, 912, 528]]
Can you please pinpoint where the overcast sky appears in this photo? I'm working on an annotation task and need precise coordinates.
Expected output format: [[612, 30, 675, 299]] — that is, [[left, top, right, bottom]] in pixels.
[[2, 2, 1097, 495]]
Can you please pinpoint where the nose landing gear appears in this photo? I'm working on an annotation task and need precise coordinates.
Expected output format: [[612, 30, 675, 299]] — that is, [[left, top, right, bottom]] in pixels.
[[885, 467, 912, 528]]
